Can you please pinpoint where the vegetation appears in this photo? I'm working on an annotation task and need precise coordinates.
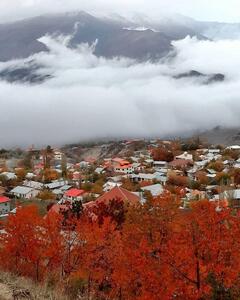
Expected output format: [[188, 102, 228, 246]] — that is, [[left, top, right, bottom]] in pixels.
[[1, 196, 240, 299]]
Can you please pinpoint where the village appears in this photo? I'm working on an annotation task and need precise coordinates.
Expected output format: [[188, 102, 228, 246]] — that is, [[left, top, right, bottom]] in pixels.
[[1, 138, 240, 219]]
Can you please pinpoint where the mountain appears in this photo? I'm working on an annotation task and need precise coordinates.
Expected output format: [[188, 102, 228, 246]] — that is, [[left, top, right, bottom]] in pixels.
[[198, 127, 240, 146], [0, 12, 239, 84], [0, 11, 205, 63], [174, 70, 225, 84], [0, 12, 239, 63]]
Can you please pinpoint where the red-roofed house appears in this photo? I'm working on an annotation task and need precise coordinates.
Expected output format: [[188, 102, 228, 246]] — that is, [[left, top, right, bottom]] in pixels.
[[64, 188, 85, 202], [47, 187, 140, 220], [0, 196, 10, 215], [84, 186, 140, 211], [111, 158, 133, 174]]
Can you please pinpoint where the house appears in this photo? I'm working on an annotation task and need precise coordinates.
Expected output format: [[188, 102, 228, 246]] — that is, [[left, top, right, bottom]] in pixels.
[[103, 181, 122, 192], [23, 180, 44, 190], [222, 189, 240, 208], [52, 185, 71, 199], [153, 161, 168, 168], [141, 184, 164, 197], [10, 186, 39, 199], [227, 145, 240, 151], [132, 163, 143, 172], [25, 173, 35, 180], [107, 176, 123, 183], [45, 180, 67, 190], [0, 172, 17, 181], [95, 167, 105, 174], [84, 186, 140, 213], [50, 186, 140, 219], [0, 196, 10, 215], [130, 173, 155, 183], [169, 159, 193, 170], [176, 152, 193, 161], [64, 188, 85, 202], [54, 149, 63, 161], [111, 158, 134, 174], [208, 149, 221, 154]]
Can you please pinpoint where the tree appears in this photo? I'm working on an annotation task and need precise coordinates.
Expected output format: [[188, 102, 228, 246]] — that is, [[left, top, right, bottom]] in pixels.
[[38, 189, 56, 201], [208, 161, 224, 172], [233, 168, 240, 185], [0, 206, 44, 281], [15, 168, 27, 182], [72, 201, 83, 219], [167, 174, 189, 187], [152, 147, 174, 162], [166, 201, 240, 299], [42, 168, 59, 183], [61, 153, 68, 179], [92, 198, 127, 229], [42, 145, 53, 170]]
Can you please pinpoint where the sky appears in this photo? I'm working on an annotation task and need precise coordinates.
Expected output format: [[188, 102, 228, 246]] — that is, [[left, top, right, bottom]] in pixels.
[[0, 0, 239, 23]]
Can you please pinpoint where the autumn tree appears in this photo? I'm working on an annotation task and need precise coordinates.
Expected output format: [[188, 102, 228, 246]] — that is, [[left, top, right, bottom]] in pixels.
[[38, 189, 56, 201], [233, 168, 240, 185], [166, 200, 240, 299], [0, 206, 44, 280], [15, 168, 27, 182], [208, 161, 224, 172], [42, 168, 59, 183], [167, 174, 189, 187], [152, 147, 174, 162]]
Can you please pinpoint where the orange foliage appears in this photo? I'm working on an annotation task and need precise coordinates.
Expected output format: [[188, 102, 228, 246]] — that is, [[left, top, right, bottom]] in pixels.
[[152, 147, 174, 162], [1, 197, 240, 299]]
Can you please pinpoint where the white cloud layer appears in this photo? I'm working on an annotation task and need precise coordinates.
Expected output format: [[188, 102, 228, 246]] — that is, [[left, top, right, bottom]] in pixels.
[[1, 36, 240, 147]]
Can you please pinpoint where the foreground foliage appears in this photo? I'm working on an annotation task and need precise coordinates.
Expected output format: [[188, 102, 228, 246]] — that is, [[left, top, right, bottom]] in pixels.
[[0, 196, 240, 299]]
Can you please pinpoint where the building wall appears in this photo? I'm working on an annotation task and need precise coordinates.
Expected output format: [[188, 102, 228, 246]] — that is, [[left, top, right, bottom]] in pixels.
[[0, 202, 10, 215]]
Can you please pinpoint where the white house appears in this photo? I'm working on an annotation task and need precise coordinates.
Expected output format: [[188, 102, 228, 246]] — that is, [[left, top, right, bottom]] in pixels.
[[153, 161, 168, 168], [227, 145, 240, 151], [10, 186, 39, 199], [208, 149, 221, 154], [176, 152, 193, 161], [23, 180, 44, 190], [0, 172, 17, 181], [141, 184, 164, 197], [45, 180, 67, 190]]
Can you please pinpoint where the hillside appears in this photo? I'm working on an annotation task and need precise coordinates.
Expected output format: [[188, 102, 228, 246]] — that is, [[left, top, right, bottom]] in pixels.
[[198, 127, 240, 146]]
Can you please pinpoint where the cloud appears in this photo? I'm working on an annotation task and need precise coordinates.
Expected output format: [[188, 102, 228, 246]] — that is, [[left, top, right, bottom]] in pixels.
[[0, 0, 240, 23], [1, 35, 240, 147]]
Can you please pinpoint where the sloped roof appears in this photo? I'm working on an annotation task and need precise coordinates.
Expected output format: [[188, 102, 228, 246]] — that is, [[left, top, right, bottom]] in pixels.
[[169, 159, 192, 168], [10, 186, 33, 195], [0, 196, 10, 203], [65, 188, 85, 197], [84, 186, 140, 210], [141, 184, 163, 196]]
